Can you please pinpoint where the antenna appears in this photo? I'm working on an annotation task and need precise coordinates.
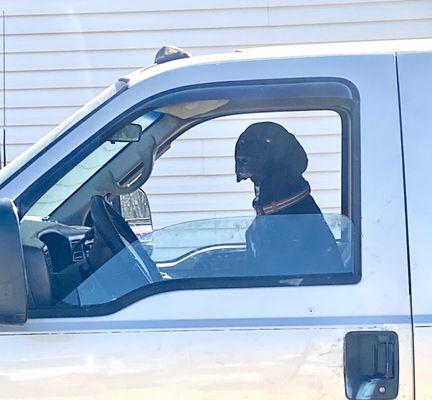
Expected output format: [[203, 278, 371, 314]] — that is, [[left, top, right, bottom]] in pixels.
[[1, 10, 5, 168]]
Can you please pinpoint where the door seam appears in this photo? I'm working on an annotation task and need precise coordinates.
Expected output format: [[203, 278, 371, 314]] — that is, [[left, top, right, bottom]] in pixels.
[[395, 53, 416, 400]]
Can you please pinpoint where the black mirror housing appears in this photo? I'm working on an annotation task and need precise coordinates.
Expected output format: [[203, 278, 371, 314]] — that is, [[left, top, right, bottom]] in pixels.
[[0, 198, 28, 324], [109, 123, 142, 143]]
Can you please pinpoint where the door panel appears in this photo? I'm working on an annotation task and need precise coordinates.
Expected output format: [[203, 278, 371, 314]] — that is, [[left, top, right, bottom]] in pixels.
[[0, 320, 413, 399], [0, 54, 413, 399], [398, 51, 432, 400]]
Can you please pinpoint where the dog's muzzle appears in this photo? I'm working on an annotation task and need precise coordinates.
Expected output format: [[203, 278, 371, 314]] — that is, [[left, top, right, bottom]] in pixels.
[[236, 170, 250, 182]]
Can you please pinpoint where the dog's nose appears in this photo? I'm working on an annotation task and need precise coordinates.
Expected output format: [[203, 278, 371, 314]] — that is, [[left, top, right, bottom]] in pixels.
[[235, 156, 250, 182]]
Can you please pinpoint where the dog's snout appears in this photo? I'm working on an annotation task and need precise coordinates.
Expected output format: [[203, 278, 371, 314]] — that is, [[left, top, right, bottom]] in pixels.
[[235, 155, 252, 182]]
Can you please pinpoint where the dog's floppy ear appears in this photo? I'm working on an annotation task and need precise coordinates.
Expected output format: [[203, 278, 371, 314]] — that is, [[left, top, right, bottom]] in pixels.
[[260, 122, 308, 177], [282, 131, 308, 177]]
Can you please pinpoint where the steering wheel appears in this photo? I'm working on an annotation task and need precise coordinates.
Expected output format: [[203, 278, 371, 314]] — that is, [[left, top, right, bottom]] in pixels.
[[90, 195, 162, 283]]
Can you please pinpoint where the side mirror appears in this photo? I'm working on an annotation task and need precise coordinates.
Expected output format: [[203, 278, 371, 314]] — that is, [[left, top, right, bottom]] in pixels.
[[109, 123, 142, 143], [0, 198, 27, 324], [120, 189, 153, 236]]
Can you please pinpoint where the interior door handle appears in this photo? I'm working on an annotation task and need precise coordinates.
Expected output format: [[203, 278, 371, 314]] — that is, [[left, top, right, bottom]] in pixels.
[[344, 331, 399, 399]]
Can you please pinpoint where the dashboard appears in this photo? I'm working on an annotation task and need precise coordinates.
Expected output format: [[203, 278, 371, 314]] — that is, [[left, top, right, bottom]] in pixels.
[[21, 219, 91, 307], [20, 219, 249, 308]]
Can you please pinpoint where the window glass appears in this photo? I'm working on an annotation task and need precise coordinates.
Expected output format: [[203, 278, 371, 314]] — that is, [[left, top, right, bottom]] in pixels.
[[64, 213, 353, 306], [26, 112, 160, 219], [146, 111, 342, 229], [49, 107, 357, 308], [27, 141, 127, 219]]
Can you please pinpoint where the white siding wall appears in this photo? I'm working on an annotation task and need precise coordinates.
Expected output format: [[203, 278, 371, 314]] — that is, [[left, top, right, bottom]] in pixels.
[[146, 111, 341, 228], [0, 0, 430, 225]]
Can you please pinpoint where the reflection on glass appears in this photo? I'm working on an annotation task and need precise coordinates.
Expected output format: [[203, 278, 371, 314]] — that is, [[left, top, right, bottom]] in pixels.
[[62, 214, 354, 306]]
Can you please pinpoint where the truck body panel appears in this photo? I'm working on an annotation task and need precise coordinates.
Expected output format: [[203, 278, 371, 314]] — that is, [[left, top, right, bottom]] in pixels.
[[0, 47, 428, 399]]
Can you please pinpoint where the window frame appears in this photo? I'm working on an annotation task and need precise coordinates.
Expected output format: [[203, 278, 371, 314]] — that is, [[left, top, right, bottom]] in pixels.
[[28, 77, 361, 319]]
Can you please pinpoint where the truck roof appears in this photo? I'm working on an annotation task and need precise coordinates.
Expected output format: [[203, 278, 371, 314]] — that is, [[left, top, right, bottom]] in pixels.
[[127, 38, 432, 87]]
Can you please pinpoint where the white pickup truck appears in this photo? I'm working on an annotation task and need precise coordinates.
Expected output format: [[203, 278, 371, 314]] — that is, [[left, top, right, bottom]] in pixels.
[[0, 42, 430, 400]]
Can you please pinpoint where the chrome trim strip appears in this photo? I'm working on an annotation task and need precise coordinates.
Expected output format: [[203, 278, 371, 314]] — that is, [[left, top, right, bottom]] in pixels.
[[0, 315, 412, 334], [413, 315, 432, 325], [156, 244, 246, 268]]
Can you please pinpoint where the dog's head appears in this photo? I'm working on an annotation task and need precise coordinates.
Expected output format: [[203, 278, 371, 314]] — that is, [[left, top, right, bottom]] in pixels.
[[235, 122, 308, 184]]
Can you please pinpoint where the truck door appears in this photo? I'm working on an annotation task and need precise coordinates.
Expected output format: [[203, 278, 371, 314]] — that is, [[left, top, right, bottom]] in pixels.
[[397, 51, 432, 400], [0, 53, 413, 399]]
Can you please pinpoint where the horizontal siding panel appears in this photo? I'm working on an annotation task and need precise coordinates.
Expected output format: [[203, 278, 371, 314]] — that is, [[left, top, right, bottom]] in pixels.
[[165, 135, 340, 158], [152, 153, 341, 176], [149, 192, 255, 213], [181, 114, 341, 139], [202, 153, 341, 175], [150, 207, 340, 228], [6, 20, 432, 53], [145, 110, 341, 227], [5, 146, 340, 172], [6, 107, 77, 126], [5, 125, 54, 144], [4, 50, 153, 72], [144, 171, 341, 194], [270, 1, 432, 25], [5, 9, 267, 35], [148, 189, 340, 213], [5, 87, 101, 108], [6, 69, 131, 90], [4, 1, 431, 35], [145, 178, 253, 195], [269, 0, 398, 5], [150, 210, 254, 229], [0, 1, 266, 16], [3, 144, 29, 162], [0, 0, 402, 17]]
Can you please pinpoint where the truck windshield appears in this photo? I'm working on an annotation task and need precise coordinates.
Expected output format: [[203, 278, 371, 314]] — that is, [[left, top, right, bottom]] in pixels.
[[25, 112, 160, 220], [0, 82, 124, 189]]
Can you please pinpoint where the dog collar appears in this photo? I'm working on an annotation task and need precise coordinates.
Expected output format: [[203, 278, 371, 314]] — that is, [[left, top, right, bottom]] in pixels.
[[253, 183, 311, 215]]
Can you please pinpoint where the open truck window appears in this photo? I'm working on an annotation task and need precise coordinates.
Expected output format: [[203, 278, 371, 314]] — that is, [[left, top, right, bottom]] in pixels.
[[18, 79, 360, 317]]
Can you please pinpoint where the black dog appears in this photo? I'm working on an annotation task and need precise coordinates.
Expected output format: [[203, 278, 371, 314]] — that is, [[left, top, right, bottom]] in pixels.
[[235, 122, 344, 276]]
